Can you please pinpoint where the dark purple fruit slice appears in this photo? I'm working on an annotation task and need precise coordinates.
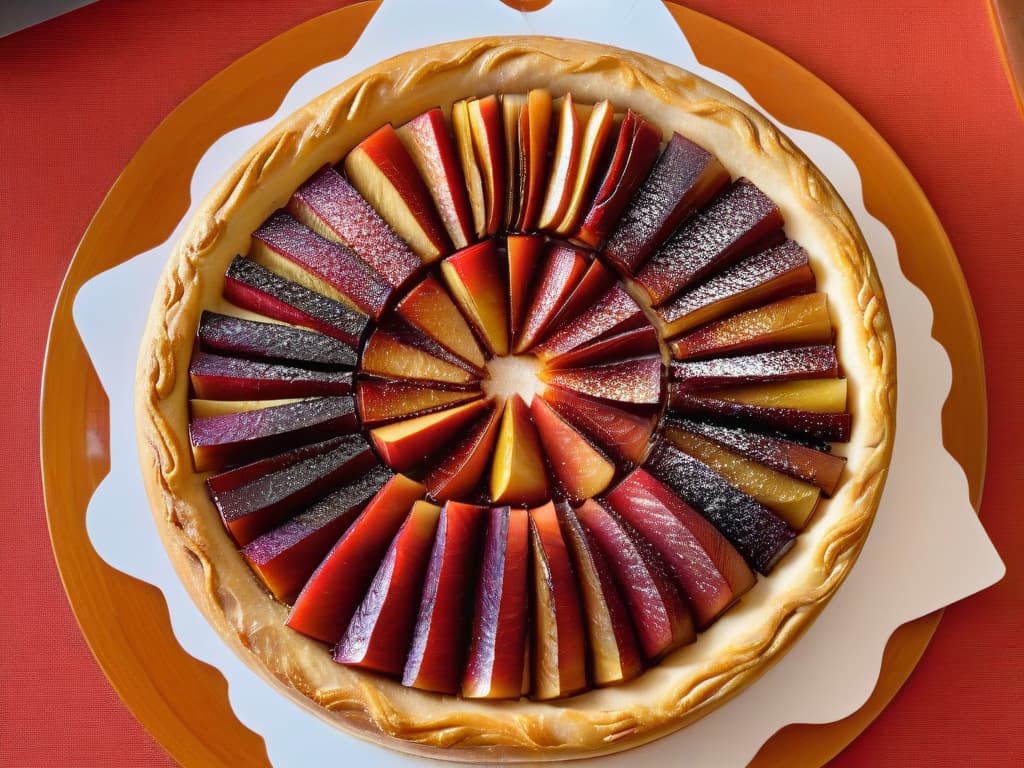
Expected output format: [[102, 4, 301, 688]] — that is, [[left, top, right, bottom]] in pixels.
[[644, 438, 796, 574], [543, 325, 659, 371], [240, 465, 391, 603], [189, 350, 353, 400], [603, 133, 729, 273], [535, 282, 644, 361], [670, 345, 839, 389], [197, 311, 357, 368], [189, 395, 357, 472], [223, 256, 368, 346], [636, 178, 784, 306]]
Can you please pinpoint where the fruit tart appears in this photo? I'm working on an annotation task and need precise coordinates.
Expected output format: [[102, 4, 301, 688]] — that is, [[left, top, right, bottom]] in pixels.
[[136, 37, 895, 761]]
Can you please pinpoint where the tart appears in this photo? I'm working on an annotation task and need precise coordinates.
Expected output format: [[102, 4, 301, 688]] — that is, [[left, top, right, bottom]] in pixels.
[[136, 37, 895, 761]]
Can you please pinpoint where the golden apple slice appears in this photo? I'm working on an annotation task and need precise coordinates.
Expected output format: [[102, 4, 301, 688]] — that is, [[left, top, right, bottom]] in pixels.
[[355, 379, 482, 426], [553, 99, 615, 236], [712, 378, 848, 412], [190, 398, 299, 418], [530, 397, 615, 502], [536, 95, 582, 231], [369, 399, 490, 473], [441, 240, 510, 356], [396, 274, 486, 369], [516, 89, 553, 232], [451, 99, 487, 239], [501, 94, 527, 230], [466, 95, 507, 236], [361, 326, 480, 386], [490, 395, 548, 505]]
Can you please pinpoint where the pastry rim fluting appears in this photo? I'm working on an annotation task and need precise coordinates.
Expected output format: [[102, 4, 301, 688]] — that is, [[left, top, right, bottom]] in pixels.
[[134, 37, 895, 761]]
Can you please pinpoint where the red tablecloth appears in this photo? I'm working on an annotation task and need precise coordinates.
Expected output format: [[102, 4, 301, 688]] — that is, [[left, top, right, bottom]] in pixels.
[[4, 1, 1021, 765]]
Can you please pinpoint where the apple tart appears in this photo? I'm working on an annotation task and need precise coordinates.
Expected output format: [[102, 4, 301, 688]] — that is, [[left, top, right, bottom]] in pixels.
[[136, 37, 895, 761]]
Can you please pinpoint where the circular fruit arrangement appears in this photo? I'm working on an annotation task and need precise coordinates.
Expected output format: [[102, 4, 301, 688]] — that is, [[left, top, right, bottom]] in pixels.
[[186, 89, 852, 701]]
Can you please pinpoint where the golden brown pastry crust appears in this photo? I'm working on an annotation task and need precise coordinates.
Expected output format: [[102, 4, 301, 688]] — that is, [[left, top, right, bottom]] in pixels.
[[135, 37, 895, 761]]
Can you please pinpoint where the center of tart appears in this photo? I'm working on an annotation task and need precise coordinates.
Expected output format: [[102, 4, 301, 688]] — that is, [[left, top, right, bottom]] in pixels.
[[481, 354, 542, 404]]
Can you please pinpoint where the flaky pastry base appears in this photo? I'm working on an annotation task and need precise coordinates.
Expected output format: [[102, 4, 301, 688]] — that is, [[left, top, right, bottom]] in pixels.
[[135, 37, 895, 762]]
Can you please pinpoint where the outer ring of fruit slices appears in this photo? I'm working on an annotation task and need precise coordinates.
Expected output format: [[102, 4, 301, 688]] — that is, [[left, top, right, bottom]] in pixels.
[[136, 37, 894, 760]]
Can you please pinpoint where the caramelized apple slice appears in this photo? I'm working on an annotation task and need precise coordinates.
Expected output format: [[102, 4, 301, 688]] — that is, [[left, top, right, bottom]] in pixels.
[[516, 89, 553, 232], [334, 500, 442, 675], [574, 499, 695, 660], [506, 234, 544, 345], [452, 99, 487, 239], [360, 323, 481, 386], [557, 504, 643, 686], [288, 166, 421, 288], [514, 243, 590, 353], [287, 474, 427, 643], [467, 96, 507, 236], [369, 399, 490, 473], [668, 388, 852, 443], [404, 502, 487, 693], [501, 94, 526, 230], [604, 132, 729, 273], [344, 124, 452, 261], [537, 95, 583, 231], [190, 395, 357, 472], [223, 256, 368, 346], [636, 179, 784, 306], [424, 404, 501, 501], [543, 325, 659, 370], [667, 417, 846, 495], [553, 99, 616, 236], [250, 211, 392, 319], [441, 240, 510, 356], [356, 378, 482, 426], [710, 378, 848, 412], [209, 435, 376, 546], [536, 258, 616, 346], [241, 465, 391, 603], [396, 274, 486, 369], [534, 282, 643, 361], [529, 502, 587, 700], [396, 107, 475, 250], [541, 385, 656, 465], [575, 110, 662, 248], [189, 351, 353, 401], [656, 239, 816, 338], [671, 345, 839, 390], [603, 468, 755, 628], [530, 397, 615, 502], [670, 293, 833, 360], [463, 507, 530, 699], [197, 311, 357, 369], [644, 438, 796, 574], [664, 427, 822, 529], [539, 355, 662, 405], [490, 395, 548, 506]]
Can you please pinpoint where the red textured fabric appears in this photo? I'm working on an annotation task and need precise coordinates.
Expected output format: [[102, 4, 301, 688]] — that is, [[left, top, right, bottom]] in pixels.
[[3, 1, 1021, 766]]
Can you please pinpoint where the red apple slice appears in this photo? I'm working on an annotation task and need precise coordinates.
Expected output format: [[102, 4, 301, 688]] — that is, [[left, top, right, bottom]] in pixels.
[[396, 273, 486, 369], [513, 243, 590, 353], [543, 325, 660, 370], [541, 385, 656, 465], [288, 165, 421, 288], [604, 468, 755, 628], [575, 110, 663, 248], [396, 107, 475, 250], [360, 323, 482, 386], [250, 211, 392, 319], [636, 179, 785, 307], [539, 355, 662, 405], [197, 311, 357, 369], [529, 502, 587, 700], [537, 94, 582, 231], [403, 501, 488, 693], [530, 397, 615, 502], [463, 507, 530, 699], [467, 95, 507, 236], [344, 124, 452, 261], [240, 465, 391, 603], [490, 395, 548, 505], [656, 239, 816, 338], [287, 474, 427, 643], [535, 258, 616, 346], [670, 293, 833, 360], [552, 99, 616, 236], [557, 504, 643, 686], [603, 132, 729, 273], [208, 435, 377, 546], [670, 345, 839, 390], [190, 395, 357, 472], [369, 399, 490, 473], [188, 350, 352, 401], [516, 89, 553, 232], [223, 256, 369, 346], [574, 499, 695, 660], [334, 500, 442, 675], [441, 240, 510, 356], [424, 404, 501, 501], [356, 378, 482, 427], [506, 234, 544, 345], [534, 282, 643, 361]]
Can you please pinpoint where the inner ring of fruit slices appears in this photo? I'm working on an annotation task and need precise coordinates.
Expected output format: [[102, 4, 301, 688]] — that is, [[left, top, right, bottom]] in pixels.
[[186, 89, 852, 703]]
